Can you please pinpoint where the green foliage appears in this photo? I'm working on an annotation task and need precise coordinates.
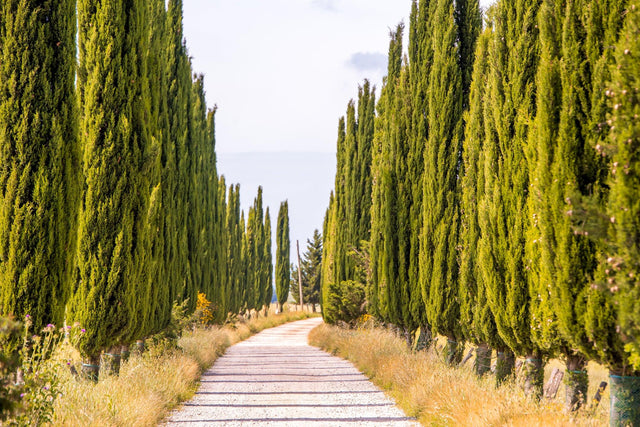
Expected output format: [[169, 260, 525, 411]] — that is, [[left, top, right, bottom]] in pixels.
[[321, 83, 375, 324], [606, 0, 640, 371], [460, 26, 503, 350], [326, 281, 367, 327], [478, 0, 541, 358], [0, 0, 80, 335], [69, 0, 152, 358], [276, 202, 290, 308], [290, 229, 323, 306]]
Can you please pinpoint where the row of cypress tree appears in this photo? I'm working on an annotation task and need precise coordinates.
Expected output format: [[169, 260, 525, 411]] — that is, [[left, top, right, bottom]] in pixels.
[[0, 0, 275, 379], [322, 0, 640, 421]]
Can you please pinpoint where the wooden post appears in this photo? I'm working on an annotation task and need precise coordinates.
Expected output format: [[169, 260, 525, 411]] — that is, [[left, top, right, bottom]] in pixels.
[[297, 240, 303, 311], [543, 368, 564, 399], [591, 381, 608, 409], [460, 349, 474, 366]]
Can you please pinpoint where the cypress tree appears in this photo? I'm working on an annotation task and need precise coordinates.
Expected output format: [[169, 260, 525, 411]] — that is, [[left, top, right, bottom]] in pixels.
[[408, 0, 436, 348], [262, 207, 273, 313], [420, 0, 472, 365], [460, 24, 505, 377], [141, 0, 170, 339], [214, 174, 228, 321], [226, 184, 242, 315], [167, 0, 195, 313], [479, 0, 542, 391], [0, 0, 80, 333], [596, 2, 640, 422], [70, 0, 151, 376], [369, 24, 404, 326], [321, 193, 336, 321], [276, 201, 290, 313]]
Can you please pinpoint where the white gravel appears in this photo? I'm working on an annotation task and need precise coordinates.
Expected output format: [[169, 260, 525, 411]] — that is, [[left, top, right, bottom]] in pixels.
[[164, 317, 419, 426]]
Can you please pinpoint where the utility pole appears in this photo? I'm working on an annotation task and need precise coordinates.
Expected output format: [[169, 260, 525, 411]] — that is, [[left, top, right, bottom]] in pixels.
[[297, 240, 304, 311]]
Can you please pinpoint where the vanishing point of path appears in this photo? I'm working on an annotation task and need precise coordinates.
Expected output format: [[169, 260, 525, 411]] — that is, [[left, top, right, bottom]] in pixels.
[[165, 317, 419, 426]]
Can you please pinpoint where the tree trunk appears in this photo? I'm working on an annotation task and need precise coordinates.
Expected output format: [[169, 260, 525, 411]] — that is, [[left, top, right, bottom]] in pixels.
[[522, 354, 544, 399], [414, 325, 431, 352], [81, 355, 100, 382], [120, 345, 130, 362], [564, 353, 588, 412], [474, 344, 491, 377], [496, 349, 515, 386], [445, 338, 464, 366], [101, 347, 121, 377], [134, 339, 145, 355]]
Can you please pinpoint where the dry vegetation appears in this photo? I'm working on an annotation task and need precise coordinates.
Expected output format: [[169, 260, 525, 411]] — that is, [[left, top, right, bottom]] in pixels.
[[309, 323, 609, 426], [51, 309, 317, 426]]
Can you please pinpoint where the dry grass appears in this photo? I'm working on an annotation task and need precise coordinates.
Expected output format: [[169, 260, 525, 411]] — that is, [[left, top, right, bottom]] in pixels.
[[309, 324, 609, 427], [52, 310, 317, 426]]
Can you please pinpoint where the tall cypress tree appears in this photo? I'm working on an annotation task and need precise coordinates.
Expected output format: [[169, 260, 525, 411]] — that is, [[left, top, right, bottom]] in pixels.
[[369, 24, 404, 326], [226, 184, 242, 315], [70, 0, 151, 376], [0, 0, 80, 333], [420, 0, 471, 365], [142, 0, 170, 339], [321, 193, 336, 320], [167, 0, 195, 313], [262, 207, 273, 313], [479, 0, 542, 392], [408, 0, 436, 346], [276, 201, 290, 312], [460, 24, 505, 377], [596, 2, 640, 422]]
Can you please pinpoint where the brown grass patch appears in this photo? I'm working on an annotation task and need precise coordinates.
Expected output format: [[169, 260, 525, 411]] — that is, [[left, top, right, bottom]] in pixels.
[[309, 324, 609, 426], [52, 310, 317, 426]]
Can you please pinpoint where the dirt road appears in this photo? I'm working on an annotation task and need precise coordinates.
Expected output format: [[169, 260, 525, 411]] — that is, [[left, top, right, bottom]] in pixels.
[[165, 317, 418, 426]]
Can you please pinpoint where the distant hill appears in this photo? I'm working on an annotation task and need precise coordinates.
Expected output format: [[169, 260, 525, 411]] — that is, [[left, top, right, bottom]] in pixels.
[[217, 151, 336, 264]]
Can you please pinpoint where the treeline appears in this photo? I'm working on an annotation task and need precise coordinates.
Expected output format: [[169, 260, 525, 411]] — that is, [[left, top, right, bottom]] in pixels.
[[321, 0, 640, 422], [0, 0, 276, 379]]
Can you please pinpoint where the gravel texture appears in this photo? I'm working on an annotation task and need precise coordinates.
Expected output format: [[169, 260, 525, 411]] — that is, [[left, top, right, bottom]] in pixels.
[[164, 317, 418, 426]]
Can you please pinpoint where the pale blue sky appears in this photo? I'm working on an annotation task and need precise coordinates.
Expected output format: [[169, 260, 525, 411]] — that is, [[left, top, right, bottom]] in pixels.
[[183, 0, 495, 154]]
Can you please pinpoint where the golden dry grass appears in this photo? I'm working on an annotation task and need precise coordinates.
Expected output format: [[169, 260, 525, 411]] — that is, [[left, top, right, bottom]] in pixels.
[[309, 324, 609, 427], [51, 309, 317, 426]]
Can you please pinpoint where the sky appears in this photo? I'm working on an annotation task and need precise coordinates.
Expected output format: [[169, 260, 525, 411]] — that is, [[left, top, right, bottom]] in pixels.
[[182, 0, 495, 263], [183, 0, 495, 154]]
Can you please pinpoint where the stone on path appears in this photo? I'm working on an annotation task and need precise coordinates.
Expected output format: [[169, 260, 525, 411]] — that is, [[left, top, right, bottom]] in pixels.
[[164, 317, 419, 426]]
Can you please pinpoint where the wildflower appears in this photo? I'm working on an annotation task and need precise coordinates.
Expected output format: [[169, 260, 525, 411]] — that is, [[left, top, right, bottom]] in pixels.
[[20, 393, 25, 398], [25, 314, 30, 319], [81, 328, 86, 333]]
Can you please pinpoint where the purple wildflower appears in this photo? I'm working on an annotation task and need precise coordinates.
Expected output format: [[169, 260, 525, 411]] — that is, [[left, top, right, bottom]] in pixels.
[[81, 328, 86, 333]]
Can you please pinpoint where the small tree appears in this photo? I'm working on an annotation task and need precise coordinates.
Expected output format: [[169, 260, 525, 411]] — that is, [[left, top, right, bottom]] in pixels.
[[290, 230, 323, 310]]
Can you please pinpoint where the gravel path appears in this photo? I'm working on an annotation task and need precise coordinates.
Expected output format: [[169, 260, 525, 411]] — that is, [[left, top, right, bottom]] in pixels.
[[164, 317, 418, 426]]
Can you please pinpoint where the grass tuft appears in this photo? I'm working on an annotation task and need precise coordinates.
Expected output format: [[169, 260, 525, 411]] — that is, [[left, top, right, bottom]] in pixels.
[[309, 323, 609, 426], [52, 310, 317, 426]]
